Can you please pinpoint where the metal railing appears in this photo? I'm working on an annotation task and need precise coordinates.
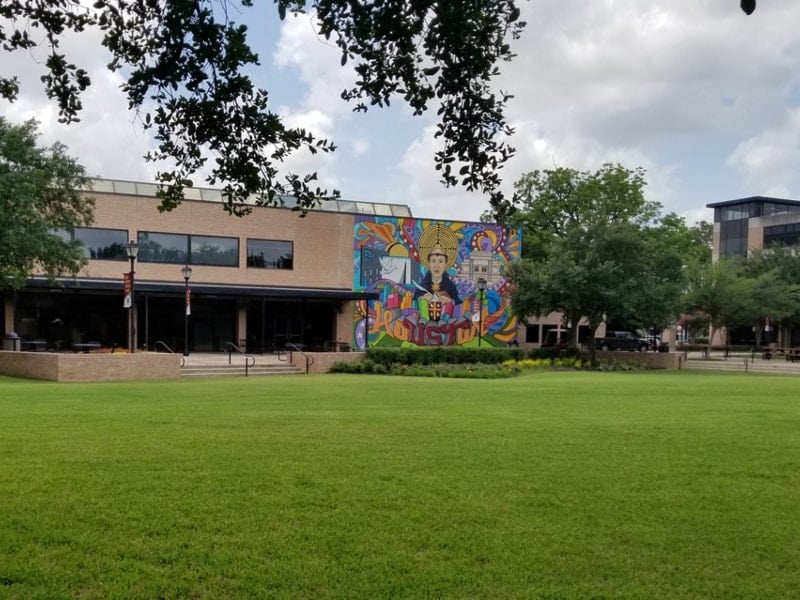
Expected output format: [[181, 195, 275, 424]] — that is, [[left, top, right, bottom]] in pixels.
[[224, 341, 256, 376], [154, 340, 185, 368], [279, 343, 315, 374]]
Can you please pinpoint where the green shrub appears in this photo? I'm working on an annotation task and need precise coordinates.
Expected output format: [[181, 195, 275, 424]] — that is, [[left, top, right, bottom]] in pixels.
[[366, 346, 525, 367]]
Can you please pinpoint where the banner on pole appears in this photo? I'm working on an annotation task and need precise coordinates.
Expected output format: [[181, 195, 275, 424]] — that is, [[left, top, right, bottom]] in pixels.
[[123, 273, 132, 308], [186, 288, 191, 316]]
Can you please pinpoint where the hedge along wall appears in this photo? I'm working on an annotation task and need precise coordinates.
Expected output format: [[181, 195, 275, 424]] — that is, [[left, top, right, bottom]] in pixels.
[[0, 351, 182, 382], [364, 347, 681, 370]]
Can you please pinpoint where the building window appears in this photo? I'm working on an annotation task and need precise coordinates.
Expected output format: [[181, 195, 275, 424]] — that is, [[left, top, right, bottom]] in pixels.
[[719, 219, 748, 257], [138, 232, 189, 264], [138, 232, 239, 266], [715, 202, 756, 223], [191, 235, 239, 266], [247, 239, 293, 269], [56, 227, 129, 260], [765, 223, 800, 248]]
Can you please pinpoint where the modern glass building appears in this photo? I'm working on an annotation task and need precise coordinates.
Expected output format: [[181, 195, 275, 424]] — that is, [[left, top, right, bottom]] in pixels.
[[708, 196, 800, 259]]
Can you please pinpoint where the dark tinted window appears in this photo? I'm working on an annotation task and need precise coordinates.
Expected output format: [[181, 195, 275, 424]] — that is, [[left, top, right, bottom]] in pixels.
[[247, 239, 293, 269]]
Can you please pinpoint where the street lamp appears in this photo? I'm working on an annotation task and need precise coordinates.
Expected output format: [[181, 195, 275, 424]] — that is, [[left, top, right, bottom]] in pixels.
[[125, 240, 139, 353], [477, 278, 487, 347], [181, 264, 192, 356]]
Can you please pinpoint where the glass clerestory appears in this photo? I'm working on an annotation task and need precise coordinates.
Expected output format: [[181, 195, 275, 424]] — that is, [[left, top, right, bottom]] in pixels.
[[56, 227, 129, 260], [138, 232, 239, 266]]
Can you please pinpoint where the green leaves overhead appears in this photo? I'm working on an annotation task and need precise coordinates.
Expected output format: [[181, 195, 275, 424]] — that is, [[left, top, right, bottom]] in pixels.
[[1, 0, 525, 217]]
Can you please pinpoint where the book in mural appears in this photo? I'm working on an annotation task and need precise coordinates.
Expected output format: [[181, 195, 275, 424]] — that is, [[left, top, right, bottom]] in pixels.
[[353, 217, 521, 348]]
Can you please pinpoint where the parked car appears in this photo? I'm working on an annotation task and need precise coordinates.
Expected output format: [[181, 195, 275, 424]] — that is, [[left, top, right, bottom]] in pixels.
[[595, 331, 650, 352], [636, 329, 670, 353]]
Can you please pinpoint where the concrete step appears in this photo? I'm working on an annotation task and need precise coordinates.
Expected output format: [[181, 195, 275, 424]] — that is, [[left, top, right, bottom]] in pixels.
[[681, 357, 800, 375], [181, 363, 304, 377]]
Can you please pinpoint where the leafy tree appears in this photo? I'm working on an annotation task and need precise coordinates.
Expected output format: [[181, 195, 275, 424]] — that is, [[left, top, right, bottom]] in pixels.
[[507, 219, 651, 364], [633, 213, 712, 336], [683, 258, 755, 355], [0, 0, 524, 217], [503, 164, 707, 364], [737, 247, 800, 343], [0, 117, 93, 292], [507, 164, 658, 261]]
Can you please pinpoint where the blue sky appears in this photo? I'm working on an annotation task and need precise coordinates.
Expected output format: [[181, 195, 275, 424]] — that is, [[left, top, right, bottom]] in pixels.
[[4, 1, 800, 224]]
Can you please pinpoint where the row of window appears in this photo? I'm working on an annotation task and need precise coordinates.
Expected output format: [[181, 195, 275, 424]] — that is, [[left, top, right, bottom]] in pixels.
[[764, 223, 800, 248], [57, 228, 293, 269], [715, 201, 800, 223]]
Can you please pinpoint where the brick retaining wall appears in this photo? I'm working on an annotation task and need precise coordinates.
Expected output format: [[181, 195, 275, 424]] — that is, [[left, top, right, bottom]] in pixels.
[[594, 350, 680, 369], [0, 351, 182, 382], [289, 351, 365, 374]]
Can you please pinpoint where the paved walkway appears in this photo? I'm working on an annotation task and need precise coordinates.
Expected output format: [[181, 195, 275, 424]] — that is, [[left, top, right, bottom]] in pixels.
[[680, 351, 800, 375], [181, 351, 285, 367]]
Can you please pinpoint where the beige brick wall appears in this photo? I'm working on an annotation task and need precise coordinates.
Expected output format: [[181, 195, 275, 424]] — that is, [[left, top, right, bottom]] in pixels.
[[0, 351, 181, 382], [79, 193, 356, 289]]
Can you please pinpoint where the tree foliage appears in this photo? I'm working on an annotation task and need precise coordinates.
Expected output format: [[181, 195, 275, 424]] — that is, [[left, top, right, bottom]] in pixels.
[[0, 0, 524, 217], [504, 164, 709, 363], [0, 117, 93, 292], [684, 249, 800, 350]]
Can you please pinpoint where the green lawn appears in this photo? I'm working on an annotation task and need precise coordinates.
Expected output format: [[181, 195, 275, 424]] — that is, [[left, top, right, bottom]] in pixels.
[[1, 371, 798, 599]]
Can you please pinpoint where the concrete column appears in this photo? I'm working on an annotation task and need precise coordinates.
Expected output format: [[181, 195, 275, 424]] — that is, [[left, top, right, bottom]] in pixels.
[[4, 294, 15, 334], [236, 305, 247, 349]]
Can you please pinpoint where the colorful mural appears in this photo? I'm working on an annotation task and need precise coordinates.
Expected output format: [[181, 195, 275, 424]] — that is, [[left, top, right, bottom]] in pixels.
[[353, 217, 521, 349]]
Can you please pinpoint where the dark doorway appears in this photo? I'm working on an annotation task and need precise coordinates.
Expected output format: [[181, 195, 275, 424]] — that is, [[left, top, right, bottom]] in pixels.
[[246, 299, 336, 353]]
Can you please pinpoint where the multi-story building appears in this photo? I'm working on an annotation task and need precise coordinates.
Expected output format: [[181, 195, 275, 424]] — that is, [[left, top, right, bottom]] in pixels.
[[707, 195, 800, 346], [2, 178, 521, 353], [708, 196, 800, 259]]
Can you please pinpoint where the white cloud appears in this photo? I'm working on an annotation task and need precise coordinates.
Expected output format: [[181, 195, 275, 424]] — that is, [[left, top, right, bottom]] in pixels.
[[727, 107, 800, 196], [6, 1, 800, 222]]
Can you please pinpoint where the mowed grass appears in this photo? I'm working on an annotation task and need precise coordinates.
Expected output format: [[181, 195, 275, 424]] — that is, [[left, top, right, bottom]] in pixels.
[[1, 371, 798, 599]]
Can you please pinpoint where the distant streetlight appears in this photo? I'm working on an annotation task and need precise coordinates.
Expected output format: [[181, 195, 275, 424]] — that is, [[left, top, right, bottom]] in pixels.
[[125, 241, 139, 353], [477, 278, 487, 347], [182, 265, 192, 356]]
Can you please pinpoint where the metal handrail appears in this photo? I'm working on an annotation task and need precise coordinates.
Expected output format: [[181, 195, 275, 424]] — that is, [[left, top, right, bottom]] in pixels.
[[224, 341, 256, 376], [153, 340, 185, 368], [286, 342, 314, 374]]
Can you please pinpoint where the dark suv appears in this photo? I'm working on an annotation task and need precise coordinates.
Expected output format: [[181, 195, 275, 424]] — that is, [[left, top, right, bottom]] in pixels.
[[595, 331, 650, 352]]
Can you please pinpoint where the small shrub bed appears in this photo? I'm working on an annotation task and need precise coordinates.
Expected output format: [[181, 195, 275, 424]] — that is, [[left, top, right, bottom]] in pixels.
[[331, 347, 648, 377], [329, 360, 519, 378], [365, 346, 525, 367]]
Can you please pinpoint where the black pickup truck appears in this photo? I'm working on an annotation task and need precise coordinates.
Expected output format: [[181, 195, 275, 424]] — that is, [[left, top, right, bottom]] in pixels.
[[595, 331, 649, 352]]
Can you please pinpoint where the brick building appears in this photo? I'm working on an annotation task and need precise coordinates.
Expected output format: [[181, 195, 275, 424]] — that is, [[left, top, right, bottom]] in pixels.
[[2, 178, 521, 353]]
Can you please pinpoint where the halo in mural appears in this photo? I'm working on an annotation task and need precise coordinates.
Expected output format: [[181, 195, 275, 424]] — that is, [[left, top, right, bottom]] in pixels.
[[418, 224, 459, 271]]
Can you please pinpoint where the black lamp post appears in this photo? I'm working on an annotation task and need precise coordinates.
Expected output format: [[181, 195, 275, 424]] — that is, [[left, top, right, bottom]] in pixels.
[[125, 240, 139, 353], [182, 265, 192, 356], [477, 278, 487, 347]]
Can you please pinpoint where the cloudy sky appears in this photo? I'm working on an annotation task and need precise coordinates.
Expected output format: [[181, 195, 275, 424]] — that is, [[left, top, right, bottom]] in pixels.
[[3, 1, 800, 224]]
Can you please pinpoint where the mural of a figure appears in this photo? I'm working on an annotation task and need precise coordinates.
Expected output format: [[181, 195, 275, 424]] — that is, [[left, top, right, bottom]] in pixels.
[[414, 225, 461, 321], [353, 217, 520, 348], [414, 244, 461, 305]]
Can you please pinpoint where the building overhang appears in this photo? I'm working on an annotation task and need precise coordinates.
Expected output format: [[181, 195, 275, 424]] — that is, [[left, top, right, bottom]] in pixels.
[[706, 196, 800, 209], [23, 276, 378, 302]]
